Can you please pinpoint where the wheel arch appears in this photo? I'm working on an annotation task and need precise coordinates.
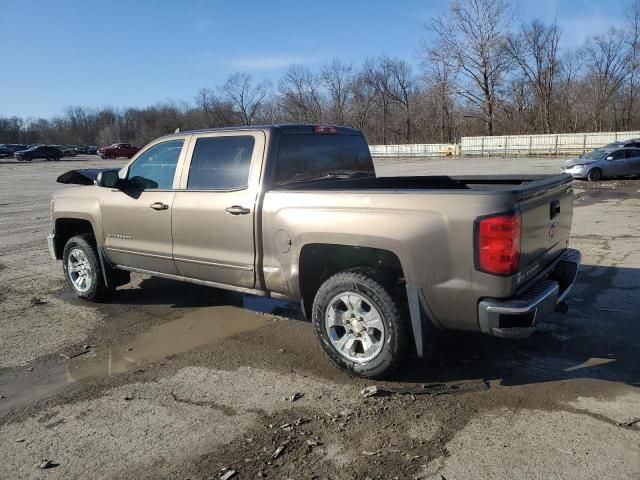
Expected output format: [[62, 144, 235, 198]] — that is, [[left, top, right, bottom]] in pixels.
[[53, 217, 95, 259]]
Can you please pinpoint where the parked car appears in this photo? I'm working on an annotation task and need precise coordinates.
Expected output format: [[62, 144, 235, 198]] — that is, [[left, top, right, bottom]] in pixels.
[[15, 145, 63, 161], [87, 146, 98, 155], [49, 124, 581, 378], [2, 144, 29, 154], [52, 145, 77, 157], [563, 147, 640, 181], [98, 143, 139, 159], [603, 138, 640, 149], [0, 146, 13, 158], [74, 145, 89, 154]]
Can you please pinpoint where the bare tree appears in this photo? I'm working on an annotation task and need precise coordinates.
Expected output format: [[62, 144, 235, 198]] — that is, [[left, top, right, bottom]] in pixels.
[[279, 65, 324, 122], [623, 0, 640, 128], [507, 19, 561, 133], [220, 73, 271, 126], [581, 28, 631, 131], [424, 46, 458, 142], [428, 0, 514, 135], [321, 59, 354, 126]]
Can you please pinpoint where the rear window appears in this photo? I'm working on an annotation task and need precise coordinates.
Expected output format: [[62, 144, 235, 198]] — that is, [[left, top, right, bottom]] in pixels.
[[274, 134, 374, 186]]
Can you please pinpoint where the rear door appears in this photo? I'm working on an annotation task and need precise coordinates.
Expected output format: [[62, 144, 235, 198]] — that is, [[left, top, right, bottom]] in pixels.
[[101, 137, 188, 274], [624, 149, 640, 175], [171, 131, 265, 288]]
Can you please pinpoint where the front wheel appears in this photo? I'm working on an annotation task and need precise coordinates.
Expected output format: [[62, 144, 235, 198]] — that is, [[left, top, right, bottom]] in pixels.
[[62, 234, 113, 302], [587, 168, 603, 182], [312, 268, 409, 378]]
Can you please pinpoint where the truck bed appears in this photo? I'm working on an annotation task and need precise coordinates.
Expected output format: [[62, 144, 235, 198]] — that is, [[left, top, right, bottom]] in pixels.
[[273, 173, 572, 198]]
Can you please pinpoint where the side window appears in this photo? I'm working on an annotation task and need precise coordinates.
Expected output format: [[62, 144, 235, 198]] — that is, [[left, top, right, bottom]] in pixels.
[[609, 150, 625, 160], [127, 139, 184, 190], [625, 149, 640, 158], [187, 135, 255, 190]]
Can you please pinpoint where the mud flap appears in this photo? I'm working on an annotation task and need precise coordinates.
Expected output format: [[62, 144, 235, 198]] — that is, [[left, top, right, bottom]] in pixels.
[[405, 286, 441, 358], [97, 246, 130, 288]]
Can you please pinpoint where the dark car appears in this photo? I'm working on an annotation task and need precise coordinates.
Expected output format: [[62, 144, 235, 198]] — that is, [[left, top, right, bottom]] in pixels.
[[87, 146, 98, 155], [52, 145, 77, 157], [15, 145, 63, 161], [0, 146, 13, 158], [603, 138, 640, 149], [74, 145, 89, 154], [3, 144, 28, 154]]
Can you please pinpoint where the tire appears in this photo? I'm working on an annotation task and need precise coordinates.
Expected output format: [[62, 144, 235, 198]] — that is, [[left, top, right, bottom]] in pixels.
[[312, 268, 410, 378], [587, 167, 603, 182], [62, 234, 113, 302]]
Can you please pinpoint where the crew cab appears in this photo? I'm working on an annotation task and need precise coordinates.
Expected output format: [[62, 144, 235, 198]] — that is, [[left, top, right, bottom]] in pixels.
[[98, 143, 139, 159], [48, 125, 581, 378]]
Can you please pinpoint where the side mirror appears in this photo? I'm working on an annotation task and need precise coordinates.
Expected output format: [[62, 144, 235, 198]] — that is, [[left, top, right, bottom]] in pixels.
[[606, 156, 614, 161], [96, 170, 120, 188]]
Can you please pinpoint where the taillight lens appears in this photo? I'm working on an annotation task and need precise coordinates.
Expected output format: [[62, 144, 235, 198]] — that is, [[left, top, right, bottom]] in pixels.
[[476, 212, 521, 275], [313, 125, 337, 134]]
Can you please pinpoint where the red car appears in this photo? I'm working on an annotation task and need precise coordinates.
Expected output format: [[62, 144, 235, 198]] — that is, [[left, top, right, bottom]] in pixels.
[[98, 143, 140, 159]]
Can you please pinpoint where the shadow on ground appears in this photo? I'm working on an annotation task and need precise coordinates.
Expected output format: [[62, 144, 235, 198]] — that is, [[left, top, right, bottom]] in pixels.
[[62, 262, 640, 392]]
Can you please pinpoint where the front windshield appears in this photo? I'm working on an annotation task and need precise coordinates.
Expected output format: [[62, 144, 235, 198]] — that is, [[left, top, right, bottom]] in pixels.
[[581, 149, 608, 160]]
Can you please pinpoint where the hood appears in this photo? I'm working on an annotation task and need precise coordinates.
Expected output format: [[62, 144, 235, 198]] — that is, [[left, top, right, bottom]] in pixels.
[[564, 157, 596, 167], [56, 168, 119, 185]]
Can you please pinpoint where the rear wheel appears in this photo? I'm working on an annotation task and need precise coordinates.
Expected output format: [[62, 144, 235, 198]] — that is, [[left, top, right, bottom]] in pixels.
[[62, 234, 113, 302], [587, 167, 603, 182], [312, 268, 409, 378]]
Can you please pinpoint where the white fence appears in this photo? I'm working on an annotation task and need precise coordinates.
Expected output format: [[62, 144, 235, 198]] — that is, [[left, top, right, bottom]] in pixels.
[[369, 143, 457, 157], [460, 130, 640, 156]]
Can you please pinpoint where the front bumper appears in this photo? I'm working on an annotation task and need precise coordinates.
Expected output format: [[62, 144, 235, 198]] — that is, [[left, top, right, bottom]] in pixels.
[[478, 248, 581, 339], [562, 165, 589, 178], [47, 233, 58, 260]]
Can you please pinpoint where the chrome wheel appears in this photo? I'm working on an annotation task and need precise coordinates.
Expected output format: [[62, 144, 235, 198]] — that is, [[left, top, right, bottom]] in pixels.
[[325, 292, 385, 363], [67, 248, 93, 293]]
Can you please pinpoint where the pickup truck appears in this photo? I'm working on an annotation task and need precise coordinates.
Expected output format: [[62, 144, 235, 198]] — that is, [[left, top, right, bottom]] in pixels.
[[98, 143, 140, 159], [48, 124, 581, 378]]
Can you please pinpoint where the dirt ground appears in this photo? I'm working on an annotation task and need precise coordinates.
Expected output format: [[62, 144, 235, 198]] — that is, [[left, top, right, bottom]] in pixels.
[[0, 155, 639, 480]]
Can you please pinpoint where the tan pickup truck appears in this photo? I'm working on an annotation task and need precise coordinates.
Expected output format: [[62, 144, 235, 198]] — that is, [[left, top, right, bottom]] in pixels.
[[49, 125, 581, 378]]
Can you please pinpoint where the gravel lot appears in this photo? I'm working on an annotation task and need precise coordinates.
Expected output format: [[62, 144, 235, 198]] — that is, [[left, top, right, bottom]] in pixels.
[[0, 155, 639, 479]]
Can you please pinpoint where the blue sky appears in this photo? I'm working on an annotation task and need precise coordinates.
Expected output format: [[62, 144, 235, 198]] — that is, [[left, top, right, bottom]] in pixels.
[[0, 0, 629, 118]]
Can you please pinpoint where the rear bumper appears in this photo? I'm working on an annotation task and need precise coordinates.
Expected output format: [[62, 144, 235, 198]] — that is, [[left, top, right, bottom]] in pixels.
[[478, 248, 581, 339]]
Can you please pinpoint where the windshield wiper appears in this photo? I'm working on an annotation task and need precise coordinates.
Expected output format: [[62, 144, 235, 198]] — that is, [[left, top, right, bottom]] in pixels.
[[277, 170, 374, 186]]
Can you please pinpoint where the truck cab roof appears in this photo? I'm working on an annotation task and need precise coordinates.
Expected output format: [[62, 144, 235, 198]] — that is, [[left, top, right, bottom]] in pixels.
[[168, 124, 363, 137]]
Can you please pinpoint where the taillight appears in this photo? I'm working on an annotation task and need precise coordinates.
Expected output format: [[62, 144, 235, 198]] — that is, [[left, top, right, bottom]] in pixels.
[[314, 125, 337, 134], [475, 212, 521, 276]]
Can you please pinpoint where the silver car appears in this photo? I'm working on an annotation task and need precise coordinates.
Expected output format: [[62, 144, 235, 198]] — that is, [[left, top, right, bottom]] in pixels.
[[562, 147, 640, 181]]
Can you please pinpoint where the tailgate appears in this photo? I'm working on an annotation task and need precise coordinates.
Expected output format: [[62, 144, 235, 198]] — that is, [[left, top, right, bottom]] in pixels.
[[517, 179, 573, 284]]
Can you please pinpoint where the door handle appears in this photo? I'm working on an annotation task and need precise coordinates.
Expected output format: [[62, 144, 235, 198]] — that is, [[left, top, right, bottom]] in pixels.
[[225, 205, 250, 215], [150, 202, 169, 211]]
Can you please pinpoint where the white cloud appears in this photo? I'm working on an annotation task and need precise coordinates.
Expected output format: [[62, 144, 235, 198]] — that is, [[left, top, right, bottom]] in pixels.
[[226, 54, 311, 71]]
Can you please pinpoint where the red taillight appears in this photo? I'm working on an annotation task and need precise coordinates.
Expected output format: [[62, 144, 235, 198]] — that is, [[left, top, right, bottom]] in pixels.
[[314, 125, 337, 134], [476, 212, 521, 275]]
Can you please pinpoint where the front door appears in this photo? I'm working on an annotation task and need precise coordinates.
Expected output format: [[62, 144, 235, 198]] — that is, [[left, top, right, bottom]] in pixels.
[[101, 138, 187, 274], [171, 131, 265, 288]]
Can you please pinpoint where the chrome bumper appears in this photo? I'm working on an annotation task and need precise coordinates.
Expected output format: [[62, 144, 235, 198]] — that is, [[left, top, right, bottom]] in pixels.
[[47, 233, 58, 260], [478, 248, 581, 339]]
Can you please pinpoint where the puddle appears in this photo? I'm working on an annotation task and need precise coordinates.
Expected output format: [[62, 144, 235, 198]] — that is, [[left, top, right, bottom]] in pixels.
[[0, 304, 275, 416], [66, 305, 268, 382]]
